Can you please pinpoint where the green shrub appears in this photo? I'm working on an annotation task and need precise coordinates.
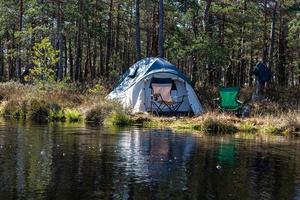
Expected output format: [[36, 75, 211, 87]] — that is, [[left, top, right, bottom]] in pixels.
[[201, 117, 237, 134], [262, 124, 282, 135], [104, 112, 133, 127], [2, 100, 26, 119], [49, 104, 65, 122], [85, 105, 108, 124], [27, 99, 50, 122], [88, 84, 108, 95], [142, 119, 159, 128], [85, 100, 120, 125], [239, 122, 256, 133], [65, 108, 82, 122]]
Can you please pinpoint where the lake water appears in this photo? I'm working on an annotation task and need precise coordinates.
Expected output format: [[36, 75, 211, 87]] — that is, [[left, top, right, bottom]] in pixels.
[[0, 121, 299, 200]]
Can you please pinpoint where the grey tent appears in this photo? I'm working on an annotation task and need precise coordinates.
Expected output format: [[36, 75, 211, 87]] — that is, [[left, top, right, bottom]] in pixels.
[[107, 57, 203, 115]]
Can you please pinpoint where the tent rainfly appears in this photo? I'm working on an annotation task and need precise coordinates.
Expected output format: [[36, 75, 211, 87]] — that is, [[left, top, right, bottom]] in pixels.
[[107, 57, 203, 115]]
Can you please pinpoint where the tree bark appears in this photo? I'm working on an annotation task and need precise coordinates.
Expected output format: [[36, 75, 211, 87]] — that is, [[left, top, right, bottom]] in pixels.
[[92, 38, 97, 80], [158, 0, 164, 58], [8, 28, 15, 80], [268, 1, 277, 70], [106, 0, 113, 76], [277, 4, 287, 85], [16, 0, 23, 81], [145, 0, 151, 56], [57, 0, 64, 81], [151, 5, 158, 56], [262, 0, 268, 63], [75, 33, 82, 82], [75, 1, 83, 82], [68, 38, 74, 81], [115, 3, 121, 54], [202, 0, 212, 32], [99, 19, 104, 76], [84, 32, 92, 81], [239, 0, 247, 86], [63, 36, 67, 77], [135, 0, 141, 61], [0, 38, 3, 82]]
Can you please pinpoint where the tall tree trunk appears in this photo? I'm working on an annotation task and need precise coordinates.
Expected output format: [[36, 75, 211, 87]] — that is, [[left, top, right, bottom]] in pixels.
[[16, 0, 23, 81], [75, 1, 83, 82], [84, 32, 92, 81], [99, 20, 104, 76], [92, 38, 97, 80], [135, 0, 141, 61], [151, 5, 158, 56], [262, 0, 268, 63], [63, 35, 68, 77], [202, 0, 213, 85], [75, 32, 82, 82], [115, 3, 121, 54], [8, 28, 15, 80], [145, 0, 151, 56], [57, 0, 64, 81], [190, 3, 200, 85], [106, 0, 113, 76], [249, 42, 254, 86], [158, 0, 164, 58], [127, 4, 133, 67], [268, 1, 277, 71], [68, 38, 74, 81], [219, 1, 225, 85], [277, 4, 287, 85], [239, 0, 247, 86], [99, 41, 104, 76], [0, 38, 3, 82], [202, 0, 212, 32]]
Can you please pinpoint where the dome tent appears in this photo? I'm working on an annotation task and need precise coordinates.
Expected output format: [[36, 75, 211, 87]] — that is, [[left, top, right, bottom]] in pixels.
[[107, 57, 203, 115]]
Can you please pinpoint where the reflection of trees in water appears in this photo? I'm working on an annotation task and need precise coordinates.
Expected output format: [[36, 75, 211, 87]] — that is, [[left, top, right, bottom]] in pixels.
[[249, 143, 300, 200], [48, 125, 120, 199], [0, 123, 300, 200], [185, 137, 300, 200], [0, 122, 53, 199]]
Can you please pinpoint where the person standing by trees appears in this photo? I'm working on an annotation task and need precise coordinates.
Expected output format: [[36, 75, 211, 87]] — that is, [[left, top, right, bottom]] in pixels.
[[251, 61, 272, 100]]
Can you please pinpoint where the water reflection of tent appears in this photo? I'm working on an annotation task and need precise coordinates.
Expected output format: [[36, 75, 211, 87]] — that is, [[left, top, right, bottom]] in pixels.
[[117, 129, 196, 181], [217, 139, 236, 166]]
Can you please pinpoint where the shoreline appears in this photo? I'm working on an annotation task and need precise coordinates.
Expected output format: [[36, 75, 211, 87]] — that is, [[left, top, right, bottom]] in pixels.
[[0, 82, 299, 137], [1, 113, 299, 137]]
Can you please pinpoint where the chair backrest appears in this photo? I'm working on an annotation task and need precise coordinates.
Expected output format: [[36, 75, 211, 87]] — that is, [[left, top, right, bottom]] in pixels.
[[219, 87, 240, 108], [152, 83, 172, 103]]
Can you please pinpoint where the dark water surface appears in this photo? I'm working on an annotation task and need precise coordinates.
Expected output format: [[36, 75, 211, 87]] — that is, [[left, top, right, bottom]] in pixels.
[[0, 121, 299, 200]]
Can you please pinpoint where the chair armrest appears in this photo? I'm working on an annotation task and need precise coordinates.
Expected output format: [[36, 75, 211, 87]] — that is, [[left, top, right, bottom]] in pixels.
[[237, 100, 243, 104], [213, 98, 220, 102]]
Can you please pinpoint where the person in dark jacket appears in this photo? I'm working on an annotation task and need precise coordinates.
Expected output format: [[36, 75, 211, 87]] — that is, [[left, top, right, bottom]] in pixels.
[[251, 61, 272, 100]]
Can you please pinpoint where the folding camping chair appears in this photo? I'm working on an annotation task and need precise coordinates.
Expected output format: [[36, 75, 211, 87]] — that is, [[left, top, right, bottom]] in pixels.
[[150, 78, 185, 115], [213, 87, 246, 112]]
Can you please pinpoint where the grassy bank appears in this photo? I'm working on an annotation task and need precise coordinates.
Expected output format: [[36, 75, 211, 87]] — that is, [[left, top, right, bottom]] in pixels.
[[0, 82, 299, 136], [132, 112, 300, 136], [0, 82, 128, 125]]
